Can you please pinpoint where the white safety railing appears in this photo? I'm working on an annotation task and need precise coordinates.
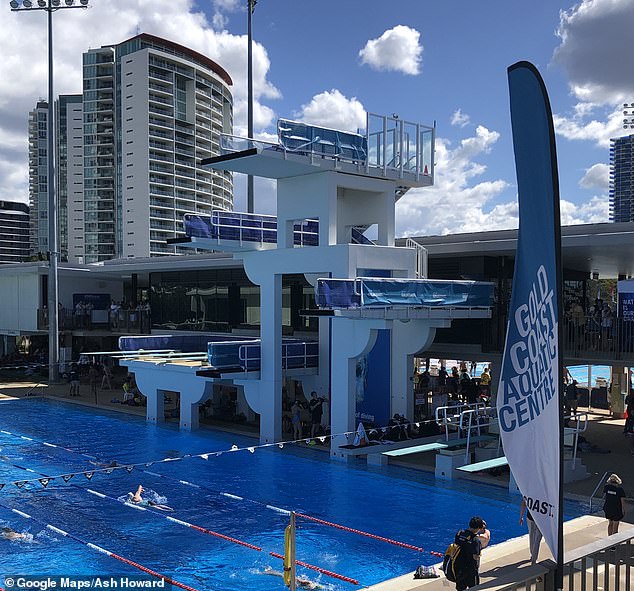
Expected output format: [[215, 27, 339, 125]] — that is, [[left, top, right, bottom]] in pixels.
[[434, 402, 487, 442], [566, 411, 588, 468], [459, 407, 495, 462], [238, 342, 319, 372], [404, 238, 428, 278], [589, 471, 609, 513]]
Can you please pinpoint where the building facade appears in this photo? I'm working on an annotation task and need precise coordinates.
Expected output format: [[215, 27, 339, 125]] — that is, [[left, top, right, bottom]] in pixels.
[[0, 200, 29, 264], [28, 101, 48, 256], [29, 34, 234, 264], [610, 135, 634, 223], [83, 33, 234, 262]]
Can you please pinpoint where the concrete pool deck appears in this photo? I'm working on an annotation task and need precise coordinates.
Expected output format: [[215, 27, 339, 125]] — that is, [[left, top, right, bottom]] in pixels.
[[366, 516, 634, 591]]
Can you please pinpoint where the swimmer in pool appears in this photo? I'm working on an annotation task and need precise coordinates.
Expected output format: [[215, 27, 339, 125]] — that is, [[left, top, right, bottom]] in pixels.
[[263, 566, 321, 590], [128, 485, 173, 511], [1, 527, 29, 541]]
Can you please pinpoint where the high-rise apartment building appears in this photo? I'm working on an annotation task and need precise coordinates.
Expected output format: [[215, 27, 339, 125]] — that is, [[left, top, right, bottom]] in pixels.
[[610, 135, 634, 223], [0, 200, 30, 264], [83, 33, 234, 262], [28, 101, 49, 255], [29, 33, 234, 263]]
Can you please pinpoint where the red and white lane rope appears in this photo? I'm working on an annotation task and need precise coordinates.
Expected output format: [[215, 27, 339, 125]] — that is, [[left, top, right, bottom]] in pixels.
[[3, 459, 262, 552], [0, 501, 199, 591], [269, 551, 359, 585], [295, 512, 425, 552], [0, 428, 438, 556]]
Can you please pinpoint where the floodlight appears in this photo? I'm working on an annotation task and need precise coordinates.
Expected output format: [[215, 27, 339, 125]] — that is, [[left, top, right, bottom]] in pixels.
[[37, 0, 46, 6], [9, 0, 19, 8], [64, 0, 73, 5], [79, 0, 88, 5], [22, 0, 32, 7], [51, 0, 60, 5]]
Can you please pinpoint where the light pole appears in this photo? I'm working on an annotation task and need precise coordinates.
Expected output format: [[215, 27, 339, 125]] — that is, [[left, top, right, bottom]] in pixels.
[[10, 0, 89, 383], [247, 0, 256, 213]]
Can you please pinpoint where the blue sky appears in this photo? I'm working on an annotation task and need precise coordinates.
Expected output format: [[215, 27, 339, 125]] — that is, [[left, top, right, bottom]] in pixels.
[[1, 0, 630, 236]]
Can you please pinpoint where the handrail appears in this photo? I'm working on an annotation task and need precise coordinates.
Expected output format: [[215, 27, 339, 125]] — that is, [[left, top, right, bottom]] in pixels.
[[434, 402, 487, 441], [459, 407, 493, 462], [589, 471, 609, 513], [566, 411, 588, 468], [404, 238, 428, 278]]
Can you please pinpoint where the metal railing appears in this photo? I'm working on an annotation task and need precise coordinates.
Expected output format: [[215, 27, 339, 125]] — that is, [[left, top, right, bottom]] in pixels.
[[37, 308, 151, 334], [238, 341, 319, 372], [589, 472, 609, 513], [434, 402, 488, 441], [404, 237, 428, 278]]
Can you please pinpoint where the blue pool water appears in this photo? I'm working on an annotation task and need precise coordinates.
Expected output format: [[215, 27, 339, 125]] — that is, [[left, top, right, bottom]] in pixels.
[[0, 399, 587, 590]]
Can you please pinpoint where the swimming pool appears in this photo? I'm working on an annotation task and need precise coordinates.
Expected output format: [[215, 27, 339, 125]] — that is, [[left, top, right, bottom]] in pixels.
[[0, 398, 586, 590]]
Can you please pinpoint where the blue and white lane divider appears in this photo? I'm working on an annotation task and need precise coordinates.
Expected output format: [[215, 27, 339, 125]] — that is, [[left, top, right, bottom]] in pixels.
[[0, 459, 263, 552], [0, 428, 292, 514], [0, 500, 199, 591], [0, 427, 428, 553]]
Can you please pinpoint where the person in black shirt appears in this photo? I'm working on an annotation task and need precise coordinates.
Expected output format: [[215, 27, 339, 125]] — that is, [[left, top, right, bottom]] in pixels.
[[453, 516, 490, 591], [308, 392, 327, 438], [603, 473, 626, 535]]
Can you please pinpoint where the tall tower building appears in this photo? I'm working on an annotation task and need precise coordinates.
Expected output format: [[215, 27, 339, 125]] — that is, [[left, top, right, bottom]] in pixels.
[[82, 33, 234, 262], [28, 101, 49, 256], [56, 94, 83, 262], [29, 33, 234, 264], [610, 135, 634, 223]]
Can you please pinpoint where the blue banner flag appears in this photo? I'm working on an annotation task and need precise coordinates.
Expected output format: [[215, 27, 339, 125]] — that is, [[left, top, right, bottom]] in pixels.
[[498, 62, 563, 562]]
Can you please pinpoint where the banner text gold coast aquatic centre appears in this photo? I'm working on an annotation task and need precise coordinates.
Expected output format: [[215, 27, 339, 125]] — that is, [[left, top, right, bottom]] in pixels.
[[498, 265, 558, 433]]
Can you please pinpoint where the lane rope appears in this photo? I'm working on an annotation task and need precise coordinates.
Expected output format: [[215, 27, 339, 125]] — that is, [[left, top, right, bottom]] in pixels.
[[270, 551, 359, 585], [294, 513, 425, 552], [0, 500, 199, 591], [0, 427, 435, 556], [1, 458, 262, 552]]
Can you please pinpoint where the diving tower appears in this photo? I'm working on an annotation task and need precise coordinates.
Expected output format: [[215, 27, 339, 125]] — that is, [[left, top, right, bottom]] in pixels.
[[121, 113, 493, 458]]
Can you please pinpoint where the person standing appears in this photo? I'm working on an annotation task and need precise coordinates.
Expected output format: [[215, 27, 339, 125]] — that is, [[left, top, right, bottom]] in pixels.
[[291, 399, 303, 440], [452, 516, 490, 591], [308, 392, 327, 438], [519, 499, 542, 564], [603, 473, 626, 535], [625, 392, 634, 455], [88, 364, 99, 404], [564, 380, 579, 415]]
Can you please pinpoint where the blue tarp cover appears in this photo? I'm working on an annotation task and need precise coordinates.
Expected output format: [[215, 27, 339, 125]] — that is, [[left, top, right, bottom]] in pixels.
[[316, 278, 494, 309]]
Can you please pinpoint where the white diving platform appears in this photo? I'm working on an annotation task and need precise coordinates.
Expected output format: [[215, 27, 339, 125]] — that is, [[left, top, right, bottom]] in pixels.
[[456, 456, 509, 473], [382, 434, 496, 457]]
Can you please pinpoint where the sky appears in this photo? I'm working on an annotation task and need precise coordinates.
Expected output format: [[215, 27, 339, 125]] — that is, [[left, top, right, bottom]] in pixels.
[[1, 0, 632, 237]]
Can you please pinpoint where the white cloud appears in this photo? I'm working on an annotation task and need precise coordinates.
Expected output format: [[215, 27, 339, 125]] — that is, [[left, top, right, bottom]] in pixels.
[[359, 25, 422, 76], [560, 196, 609, 225], [450, 109, 470, 128], [396, 126, 511, 236], [294, 89, 366, 133], [0, 0, 280, 204], [554, 0, 634, 105], [579, 163, 609, 191], [553, 104, 624, 148], [395, 124, 610, 237]]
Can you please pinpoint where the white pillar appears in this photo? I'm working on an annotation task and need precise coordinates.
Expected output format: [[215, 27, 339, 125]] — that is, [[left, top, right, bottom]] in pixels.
[[390, 320, 441, 419], [179, 398, 199, 431], [147, 388, 165, 424], [329, 319, 384, 460], [259, 274, 283, 443]]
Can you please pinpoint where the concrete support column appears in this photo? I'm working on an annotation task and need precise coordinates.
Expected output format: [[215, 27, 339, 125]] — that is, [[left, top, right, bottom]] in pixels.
[[390, 320, 440, 419], [259, 274, 283, 443], [610, 365, 627, 418], [146, 388, 165, 424], [179, 397, 199, 431], [329, 319, 383, 460]]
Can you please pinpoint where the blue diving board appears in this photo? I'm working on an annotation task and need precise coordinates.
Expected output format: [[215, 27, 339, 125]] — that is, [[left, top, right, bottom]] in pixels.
[[382, 435, 496, 457], [456, 456, 509, 473]]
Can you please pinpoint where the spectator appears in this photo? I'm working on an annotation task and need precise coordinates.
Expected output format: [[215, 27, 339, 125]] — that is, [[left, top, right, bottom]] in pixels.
[[603, 473, 626, 535], [308, 392, 327, 438], [564, 380, 579, 416]]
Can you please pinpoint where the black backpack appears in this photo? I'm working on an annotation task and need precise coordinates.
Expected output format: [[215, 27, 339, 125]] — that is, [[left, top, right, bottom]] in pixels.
[[443, 530, 475, 582]]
